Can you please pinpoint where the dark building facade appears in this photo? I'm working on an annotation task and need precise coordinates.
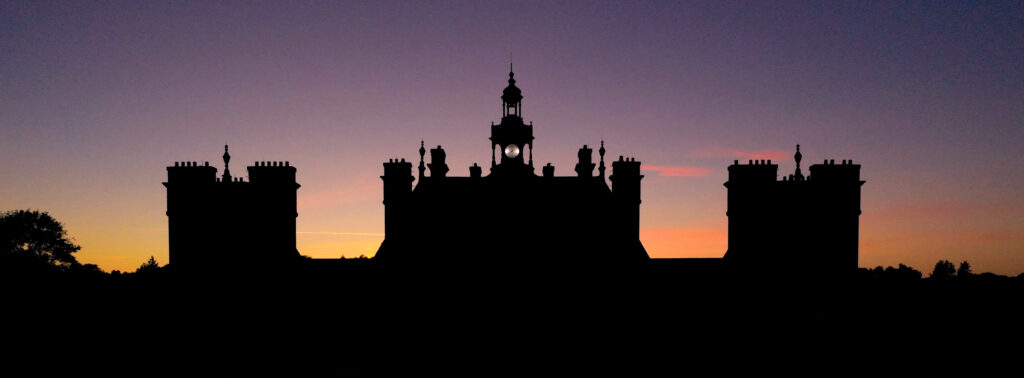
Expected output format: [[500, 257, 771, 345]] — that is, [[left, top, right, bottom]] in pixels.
[[723, 146, 864, 274], [375, 71, 649, 264], [164, 146, 300, 269]]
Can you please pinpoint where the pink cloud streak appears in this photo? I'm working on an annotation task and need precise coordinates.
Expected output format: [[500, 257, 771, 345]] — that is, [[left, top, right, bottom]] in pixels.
[[641, 165, 712, 177]]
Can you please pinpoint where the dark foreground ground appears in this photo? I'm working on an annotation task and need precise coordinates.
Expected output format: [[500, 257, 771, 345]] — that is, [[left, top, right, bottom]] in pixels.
[[6, 262, 1023, 374]]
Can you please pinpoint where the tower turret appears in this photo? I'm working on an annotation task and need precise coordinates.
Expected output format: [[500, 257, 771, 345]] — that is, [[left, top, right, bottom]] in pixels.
[[611, 156, 643, 204], [489, 69, 535, 176], [501, 70, 523, 118], [377, 158, 414, 260], [609, 155, 646, 259]]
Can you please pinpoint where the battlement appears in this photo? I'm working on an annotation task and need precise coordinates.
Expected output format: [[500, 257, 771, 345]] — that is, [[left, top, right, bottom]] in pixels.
[[167, 161, 217, 184], [727, 159, 778, 184], [611, 156, 642, 176], [250, 161, 292, 168], [246, 161, 296, 184], [383, 158, 413, 176], [809, 159, 861, 183]]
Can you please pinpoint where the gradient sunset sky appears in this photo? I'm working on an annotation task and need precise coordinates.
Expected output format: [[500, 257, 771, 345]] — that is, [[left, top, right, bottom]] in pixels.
[[2, 1, 1022, 274]]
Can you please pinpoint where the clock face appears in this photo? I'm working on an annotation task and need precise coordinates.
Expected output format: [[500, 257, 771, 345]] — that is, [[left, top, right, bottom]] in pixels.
[[504, 144, 520, 159]]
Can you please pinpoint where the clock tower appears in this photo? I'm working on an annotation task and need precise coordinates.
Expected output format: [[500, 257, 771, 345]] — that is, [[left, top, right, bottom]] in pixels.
[[490, 69, 535, 176], [376, 67, 649, 263]]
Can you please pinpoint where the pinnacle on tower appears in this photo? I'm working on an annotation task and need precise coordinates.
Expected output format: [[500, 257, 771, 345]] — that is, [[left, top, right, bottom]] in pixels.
[[792, 144, 804, 181], [222, 144, 232, 182]]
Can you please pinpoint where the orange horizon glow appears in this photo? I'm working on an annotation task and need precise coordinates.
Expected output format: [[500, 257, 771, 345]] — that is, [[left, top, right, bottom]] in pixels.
[[4, 2, 1022, 276]]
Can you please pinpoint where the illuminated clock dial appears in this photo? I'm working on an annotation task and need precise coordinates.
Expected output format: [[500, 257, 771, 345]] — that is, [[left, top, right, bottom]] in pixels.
[[504, 144, 520, 159]]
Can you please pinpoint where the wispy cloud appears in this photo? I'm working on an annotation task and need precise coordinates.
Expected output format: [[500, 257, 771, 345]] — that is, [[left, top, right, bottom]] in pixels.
[[690, 147, 790, 161], [297, 231, 385, 237], [641, 165, 712, 177]]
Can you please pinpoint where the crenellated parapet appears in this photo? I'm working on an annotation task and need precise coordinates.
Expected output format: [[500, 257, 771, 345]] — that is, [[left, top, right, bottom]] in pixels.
[[166, 161, 217, 184], [247, 161, 297, 187]]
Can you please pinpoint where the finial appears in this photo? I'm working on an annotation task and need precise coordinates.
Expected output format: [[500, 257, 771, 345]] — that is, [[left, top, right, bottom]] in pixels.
[[508, 56, 516, 83], [221, 144, 232, 182], [599, 140, 606, 159], [792, 144, 804, 181], [417, 140, 426, 180]]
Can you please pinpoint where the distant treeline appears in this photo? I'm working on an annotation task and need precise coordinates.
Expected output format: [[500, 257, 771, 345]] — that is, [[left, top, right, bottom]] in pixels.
[[4, 209, 1023, 283]]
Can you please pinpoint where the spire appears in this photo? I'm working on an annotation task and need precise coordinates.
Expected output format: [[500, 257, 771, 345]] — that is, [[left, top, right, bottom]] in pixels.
[[222, 144, 232, 182], [418, 140, 426, 181], [792, 144, 804, 181], [598, 140, 607, 179]]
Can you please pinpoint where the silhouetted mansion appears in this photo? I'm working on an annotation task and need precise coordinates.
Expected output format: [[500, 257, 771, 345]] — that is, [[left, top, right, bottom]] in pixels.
[[164, 70, 864, 274]]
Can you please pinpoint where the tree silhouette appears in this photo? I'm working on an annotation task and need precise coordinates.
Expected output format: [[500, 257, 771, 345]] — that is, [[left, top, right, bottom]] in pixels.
[[893, 264, 922, 280], [135, 256, 161, 275], [862, 263, 923, 281], [0, 210, 81, 271], [930, 260, 956, 280], [957, 261, 972, 277]]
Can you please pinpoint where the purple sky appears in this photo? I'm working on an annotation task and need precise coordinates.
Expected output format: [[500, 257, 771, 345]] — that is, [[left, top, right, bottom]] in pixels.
[[2, 1, 1022, 274]]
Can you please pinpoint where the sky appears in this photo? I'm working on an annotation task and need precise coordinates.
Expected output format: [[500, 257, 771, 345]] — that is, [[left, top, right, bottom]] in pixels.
[[1, 0, 1022, 275]]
